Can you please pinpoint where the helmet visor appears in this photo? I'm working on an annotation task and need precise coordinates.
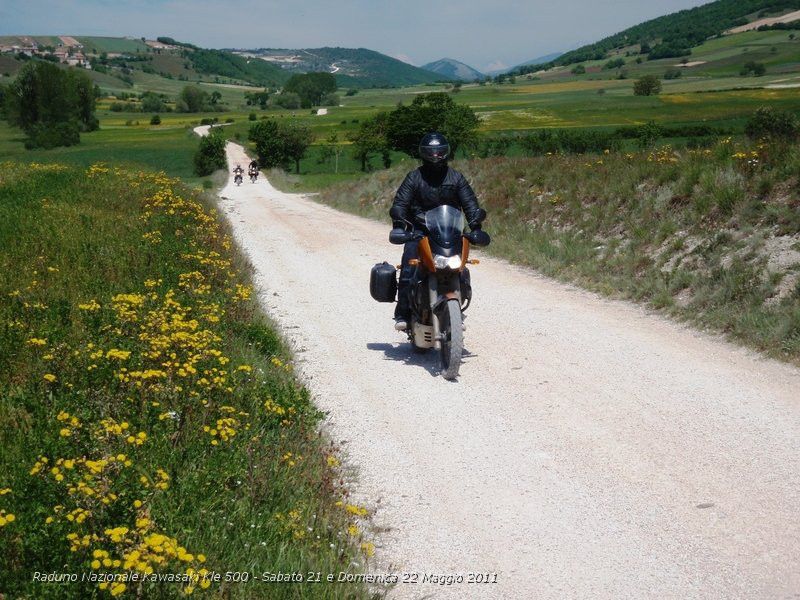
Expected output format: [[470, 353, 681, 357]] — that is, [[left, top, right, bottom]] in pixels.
[[420, 143, 450, 163]]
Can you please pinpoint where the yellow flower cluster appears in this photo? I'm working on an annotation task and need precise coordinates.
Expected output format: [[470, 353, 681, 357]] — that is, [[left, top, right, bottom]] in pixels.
[[78, 299, 101, 312], [647, 146, 679, 164], [10, 166, 316, 596], [0, 488, 14, 528]]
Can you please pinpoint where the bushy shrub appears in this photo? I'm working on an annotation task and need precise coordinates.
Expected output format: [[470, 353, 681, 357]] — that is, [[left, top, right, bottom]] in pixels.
[[745, 107, 799, 141], [469, 136, 512, 158], [150, 114, 161, 125], [520, 129, 621, 155], [740, 61, 766, 76], [321, 93, 340, 106], [664, 68, 683, 79], [193, 131, 227, 176], [633, 75, 662, 96], [140, 92, 165, 112], [24, 121, 80, 149], [603, 58, 625, 70], [273, 92, 301, 109]]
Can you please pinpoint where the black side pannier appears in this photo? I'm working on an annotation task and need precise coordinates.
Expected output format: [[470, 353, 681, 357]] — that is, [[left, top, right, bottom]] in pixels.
[[370, 262, 397, 303]]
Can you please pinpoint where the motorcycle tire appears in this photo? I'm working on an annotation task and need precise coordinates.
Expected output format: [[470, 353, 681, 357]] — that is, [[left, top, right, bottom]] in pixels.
[[439, 299, 463, 380]]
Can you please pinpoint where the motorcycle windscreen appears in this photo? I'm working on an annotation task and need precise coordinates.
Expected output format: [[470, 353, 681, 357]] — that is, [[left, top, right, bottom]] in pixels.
[[424, 205, 465, 256]]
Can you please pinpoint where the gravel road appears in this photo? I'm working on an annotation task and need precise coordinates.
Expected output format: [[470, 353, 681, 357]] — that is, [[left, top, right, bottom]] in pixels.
[[207, 133, 800, 599]]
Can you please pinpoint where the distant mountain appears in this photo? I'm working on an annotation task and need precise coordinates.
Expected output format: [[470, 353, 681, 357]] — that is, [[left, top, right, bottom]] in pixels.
[[421, 58, 484, 82], [235, 47, 453, 88]]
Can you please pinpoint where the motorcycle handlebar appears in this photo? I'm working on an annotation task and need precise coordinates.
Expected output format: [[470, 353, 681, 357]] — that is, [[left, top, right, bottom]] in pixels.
[[389, 228, 490, 247]]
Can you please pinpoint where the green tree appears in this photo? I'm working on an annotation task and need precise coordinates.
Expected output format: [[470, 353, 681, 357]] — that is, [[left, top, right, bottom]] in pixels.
[[249, 119, 285, 168], [740, 61, 766, 76], [571, 64, 586, 74], [140, 91, 165, 113], [349, 112, 392, 171], [177, 85, 209, 112], [248, 119, 314, 173], [283, 123, 314, 174], [193, 130, 227, 176], [385, 92, 480, 158], [633, 74, 662, 96], [319, 133, 344, 173], [273, 92, 301, 109], [283, 72, 337, 108], [4, 61, 98, 148]]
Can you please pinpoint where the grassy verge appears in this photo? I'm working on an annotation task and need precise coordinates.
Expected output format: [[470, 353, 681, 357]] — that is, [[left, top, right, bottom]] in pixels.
[[0, 162, 377, 598], [316, 139, 800, 363]]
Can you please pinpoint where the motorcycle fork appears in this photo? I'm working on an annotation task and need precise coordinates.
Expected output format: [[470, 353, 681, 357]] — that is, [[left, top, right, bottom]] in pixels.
[[428, 274, 441, 350], [430, 272, 463, 347]]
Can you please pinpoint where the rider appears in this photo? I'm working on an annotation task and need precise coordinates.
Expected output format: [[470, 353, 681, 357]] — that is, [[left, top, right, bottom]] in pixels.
[[389, 132, 487, 331], [233, 164, 243, 175], [248, 159, 259, 174]]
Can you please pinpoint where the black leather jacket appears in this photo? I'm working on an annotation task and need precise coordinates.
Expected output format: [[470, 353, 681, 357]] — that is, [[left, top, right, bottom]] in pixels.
[[390, 164, 483, 229]]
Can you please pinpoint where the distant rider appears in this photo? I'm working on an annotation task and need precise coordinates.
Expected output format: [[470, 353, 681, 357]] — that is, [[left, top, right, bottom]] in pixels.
[[388, 132, 488, 331], [248, 159, 259, 173]]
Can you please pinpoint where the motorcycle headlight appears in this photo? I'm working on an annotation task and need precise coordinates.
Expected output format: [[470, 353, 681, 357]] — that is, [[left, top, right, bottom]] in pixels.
[[433, 254, 462, 270]]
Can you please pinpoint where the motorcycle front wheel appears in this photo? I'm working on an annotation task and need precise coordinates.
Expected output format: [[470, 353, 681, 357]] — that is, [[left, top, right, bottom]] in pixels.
[[439, 299, 463, 380]]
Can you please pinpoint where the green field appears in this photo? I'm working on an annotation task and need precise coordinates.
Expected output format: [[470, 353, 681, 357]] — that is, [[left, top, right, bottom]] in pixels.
[[0, 28, 798, 192]]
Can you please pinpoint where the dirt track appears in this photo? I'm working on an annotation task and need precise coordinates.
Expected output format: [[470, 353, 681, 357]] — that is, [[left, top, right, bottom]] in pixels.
[[205, 132, 800, 599]]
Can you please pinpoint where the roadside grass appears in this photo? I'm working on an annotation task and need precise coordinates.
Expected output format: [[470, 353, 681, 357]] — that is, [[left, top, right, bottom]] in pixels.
[[0, 162, 377, 598], [315, 139, 800, 363]]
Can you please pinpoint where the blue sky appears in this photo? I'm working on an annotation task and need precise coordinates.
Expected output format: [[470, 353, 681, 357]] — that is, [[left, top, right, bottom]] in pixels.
[[0, 0, 710, 71]]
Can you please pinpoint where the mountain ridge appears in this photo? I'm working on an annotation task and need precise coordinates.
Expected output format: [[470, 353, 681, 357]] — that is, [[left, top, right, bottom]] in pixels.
[[421, 57, 484, 81]]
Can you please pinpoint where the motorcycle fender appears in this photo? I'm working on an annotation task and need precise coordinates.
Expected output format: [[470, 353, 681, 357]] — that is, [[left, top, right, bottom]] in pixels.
[[431, 291, 460, 314]]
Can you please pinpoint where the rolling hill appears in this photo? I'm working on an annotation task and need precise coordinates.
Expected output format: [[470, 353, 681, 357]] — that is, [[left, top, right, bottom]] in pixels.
[[0, 37, 452, 91], [421, 58, 484, 81], [511, 0, 800, 75], [233, 47, 453, 88]]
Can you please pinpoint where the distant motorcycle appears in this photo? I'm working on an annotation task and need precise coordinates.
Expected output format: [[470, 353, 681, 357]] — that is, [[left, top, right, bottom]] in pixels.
[[371, 206, 490, 380], [233, 169, 243, 186], [249, 169, 258, 183]]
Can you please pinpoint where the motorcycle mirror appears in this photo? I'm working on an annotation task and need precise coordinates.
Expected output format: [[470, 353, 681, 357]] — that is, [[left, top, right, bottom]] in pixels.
[[465, 230, 491, 247]]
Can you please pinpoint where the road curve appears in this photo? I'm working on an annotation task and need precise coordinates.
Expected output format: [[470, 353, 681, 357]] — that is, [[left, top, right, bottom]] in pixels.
[[208, 134, 800, 599]]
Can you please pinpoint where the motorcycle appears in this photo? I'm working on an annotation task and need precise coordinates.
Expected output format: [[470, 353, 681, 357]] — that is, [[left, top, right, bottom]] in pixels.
[[249, 170, 258, 183], [371, 205, 489, 380], [234, 171, 243, 186]]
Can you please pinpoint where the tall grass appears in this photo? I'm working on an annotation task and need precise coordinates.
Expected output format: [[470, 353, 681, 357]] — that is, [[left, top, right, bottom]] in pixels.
[[0, 162, 376, 598], [317, 139, 800, 362]]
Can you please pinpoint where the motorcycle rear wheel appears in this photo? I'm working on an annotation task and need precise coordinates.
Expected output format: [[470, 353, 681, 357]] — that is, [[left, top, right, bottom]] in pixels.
[[439, 299, 463, 380]]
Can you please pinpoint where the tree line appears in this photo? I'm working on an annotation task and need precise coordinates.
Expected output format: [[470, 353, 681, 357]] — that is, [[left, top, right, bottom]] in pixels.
[[236, 92, 481, 176]]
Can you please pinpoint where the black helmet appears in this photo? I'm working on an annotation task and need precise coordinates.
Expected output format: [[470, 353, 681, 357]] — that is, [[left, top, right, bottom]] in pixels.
[[419, 132, 450, 164]]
